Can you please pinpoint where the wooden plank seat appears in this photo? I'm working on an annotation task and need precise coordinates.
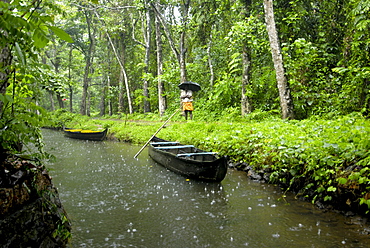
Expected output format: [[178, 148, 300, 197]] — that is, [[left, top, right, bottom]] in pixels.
[[177, 152, 217, 157], [150, 141, 180, 146], [155, 145, 194, 149]]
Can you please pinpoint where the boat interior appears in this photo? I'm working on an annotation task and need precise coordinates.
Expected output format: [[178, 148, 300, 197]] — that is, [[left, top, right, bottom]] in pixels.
[[150, 141, 217, 161]]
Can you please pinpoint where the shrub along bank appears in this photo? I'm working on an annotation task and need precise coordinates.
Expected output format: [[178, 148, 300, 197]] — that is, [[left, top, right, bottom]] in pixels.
[[48, 110, 370, 216]]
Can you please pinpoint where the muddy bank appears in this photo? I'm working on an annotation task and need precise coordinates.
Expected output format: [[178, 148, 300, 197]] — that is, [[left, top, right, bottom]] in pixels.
[[0, 157, 71, 247]]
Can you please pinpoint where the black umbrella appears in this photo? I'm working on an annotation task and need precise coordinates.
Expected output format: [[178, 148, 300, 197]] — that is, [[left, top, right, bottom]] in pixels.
[[178, 81, 201, 92]]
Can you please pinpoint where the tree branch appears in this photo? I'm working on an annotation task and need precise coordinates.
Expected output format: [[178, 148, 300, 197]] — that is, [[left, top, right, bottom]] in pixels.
[[150, 2, 180, 62], [131, 17, 147, 48]]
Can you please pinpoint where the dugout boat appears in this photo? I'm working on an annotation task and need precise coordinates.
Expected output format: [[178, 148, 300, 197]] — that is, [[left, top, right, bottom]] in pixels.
[[148, 136, 228, 182], [63, 128, 108, 141]]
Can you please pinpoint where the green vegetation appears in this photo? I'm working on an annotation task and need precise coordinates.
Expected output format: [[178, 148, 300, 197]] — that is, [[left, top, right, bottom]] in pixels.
[[1, 0, 370, 221], [50, 110, 370, 214]]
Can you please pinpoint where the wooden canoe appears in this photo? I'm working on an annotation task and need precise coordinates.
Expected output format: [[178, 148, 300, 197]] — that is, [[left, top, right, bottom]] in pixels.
[[63, 128, 108, 141], [148, 136, 228, 182]]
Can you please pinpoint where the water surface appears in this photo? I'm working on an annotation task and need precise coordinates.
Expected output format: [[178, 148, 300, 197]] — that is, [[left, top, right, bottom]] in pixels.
[[43, 129, 369, 247]]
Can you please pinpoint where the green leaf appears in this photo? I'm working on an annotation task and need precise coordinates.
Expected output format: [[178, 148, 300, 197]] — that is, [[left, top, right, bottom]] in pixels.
[[14, 42, 25, 65], [33, 28, 49, 48], [324, 195, 332, 201], [359, 177, 369, 184], [0, 94, 13, 104], [338, 178, 347, 185], [48, 26, 74, 43], [327, 186, 337, 192]]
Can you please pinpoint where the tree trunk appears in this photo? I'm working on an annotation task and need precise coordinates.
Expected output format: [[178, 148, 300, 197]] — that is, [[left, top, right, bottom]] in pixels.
[[100, 77, 106, 116], [68, 46, 73, 112], [93, 10, 133, 114], [107, 75, 112, 116], [241, 0, 253, 116], [151, 0, 190, 84], [68, 85, 73, 112], [143, 8, 152, 113], [179, 0, 190, 84], [80, 57, 90, 115], [263, 0, 294, 119], [155, 4, 166, 116], [114, 35, 133, 114], [51, 48, 64, 109], [80, 10, 95, 115], [106, 33, 132, 114], [207, 31, 215, 89], [56, 94, 64, 109], [118, 66, 124, 113], [179, 31, 187, 83], [241, 45, 253, 115], [48, 90, 55, 111], [87, 90, 91, 117]]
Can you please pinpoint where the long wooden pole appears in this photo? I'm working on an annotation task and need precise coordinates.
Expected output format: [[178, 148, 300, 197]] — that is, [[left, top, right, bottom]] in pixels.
[[134, 108, 180, 158]]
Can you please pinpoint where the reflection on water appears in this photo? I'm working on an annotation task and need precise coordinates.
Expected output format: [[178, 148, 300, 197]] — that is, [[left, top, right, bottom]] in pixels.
[[42, 129, 369, 247]]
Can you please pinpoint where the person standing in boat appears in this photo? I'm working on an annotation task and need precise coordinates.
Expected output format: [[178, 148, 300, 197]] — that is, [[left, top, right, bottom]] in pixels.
[[180, 89, 193, 120]]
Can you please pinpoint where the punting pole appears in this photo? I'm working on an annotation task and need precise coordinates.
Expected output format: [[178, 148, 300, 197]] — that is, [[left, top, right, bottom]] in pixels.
[[134, 108, 180, 159]]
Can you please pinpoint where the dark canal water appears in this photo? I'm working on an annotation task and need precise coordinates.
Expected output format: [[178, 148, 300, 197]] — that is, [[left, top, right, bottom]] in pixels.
[[42, 129, 369, 247]]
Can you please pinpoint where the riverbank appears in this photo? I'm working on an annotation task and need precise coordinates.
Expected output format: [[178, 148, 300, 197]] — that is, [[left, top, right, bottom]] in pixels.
[[48, 110, 370, 219], [0, 156, 71, 247]]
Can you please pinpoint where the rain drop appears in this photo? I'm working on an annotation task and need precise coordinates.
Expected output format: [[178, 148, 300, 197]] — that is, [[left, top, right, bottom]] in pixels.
[[272, 233, 280, 238]]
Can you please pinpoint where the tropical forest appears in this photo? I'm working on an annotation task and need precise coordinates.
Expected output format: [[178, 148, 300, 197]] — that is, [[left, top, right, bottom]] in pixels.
[[1, 0, 370, 244]]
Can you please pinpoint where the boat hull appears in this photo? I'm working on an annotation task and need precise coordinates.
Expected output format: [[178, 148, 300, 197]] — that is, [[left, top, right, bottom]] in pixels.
[[63, 129, 108, 141], [148, 137, 228, 182]]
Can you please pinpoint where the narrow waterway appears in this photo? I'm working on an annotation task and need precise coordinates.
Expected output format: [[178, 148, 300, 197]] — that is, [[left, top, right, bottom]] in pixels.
[[43, 129, 369, 247]]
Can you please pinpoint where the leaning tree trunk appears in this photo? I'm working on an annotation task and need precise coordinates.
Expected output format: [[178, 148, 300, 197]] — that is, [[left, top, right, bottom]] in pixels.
[[263, 0, 294, 119], [114, 34, 132, 114], [93, 10, 133, 114], [155, 5, 166, 116]]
